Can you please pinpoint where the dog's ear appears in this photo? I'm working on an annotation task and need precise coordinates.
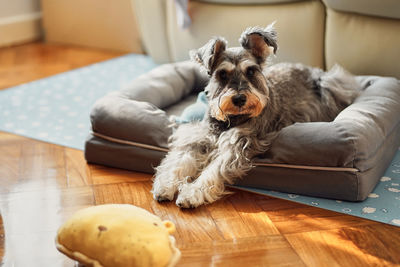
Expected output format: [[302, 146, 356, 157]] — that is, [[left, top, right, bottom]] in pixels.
[[239, 22, 277, 64], [190, 37, 227, 75]]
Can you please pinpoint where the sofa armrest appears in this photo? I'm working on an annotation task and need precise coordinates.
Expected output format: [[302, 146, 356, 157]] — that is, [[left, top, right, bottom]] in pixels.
[[132, 0, 171, 63]]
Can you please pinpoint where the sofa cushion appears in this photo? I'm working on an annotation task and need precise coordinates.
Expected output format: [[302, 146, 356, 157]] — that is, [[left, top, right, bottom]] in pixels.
[[323, 0, 400, 20], [85, 61, 400, 201], [166, 0, 325, 67], [325, 9, 400, 79]]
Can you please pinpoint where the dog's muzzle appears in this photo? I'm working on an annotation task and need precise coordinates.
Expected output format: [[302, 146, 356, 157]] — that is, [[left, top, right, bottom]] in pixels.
[[210, 88, 266, 121]]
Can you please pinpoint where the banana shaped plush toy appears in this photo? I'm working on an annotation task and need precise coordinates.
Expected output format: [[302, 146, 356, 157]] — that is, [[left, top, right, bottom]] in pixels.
[[55, 204, 180, 267]]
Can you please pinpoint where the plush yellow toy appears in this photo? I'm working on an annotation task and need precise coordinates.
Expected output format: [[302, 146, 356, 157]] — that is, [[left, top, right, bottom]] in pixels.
[[55, 204, 180, 267]]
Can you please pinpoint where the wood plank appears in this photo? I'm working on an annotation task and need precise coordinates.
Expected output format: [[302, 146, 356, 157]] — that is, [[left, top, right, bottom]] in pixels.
[[255, 195, 379, 234], [273, 213, 378, 234], [0, 135, 69, 193], [178, 235, 306, 267], [65, 148, 152, 187], [285, 224, 400, 266], [0, 139, 22, 193], [0, 186, 94, 235], [19, 142, 67, 183], [207, 191, 280, 239], [88, 164, 152, 185], [153, 202, 225, 244], [0, 185, 92, 266], [341, 225, 400, 264], [0, 131, 29, 144], [64, 147, 91, 187], [3, 231, 75, 266]]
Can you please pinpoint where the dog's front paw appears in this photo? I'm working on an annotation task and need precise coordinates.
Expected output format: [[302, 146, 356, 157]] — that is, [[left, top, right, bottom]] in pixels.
[[152, 187, 176, 202], [175, 197, 199, 209], [154, 193, 174, 203], [176, 185, 206, 209], [152, 181, 176, 203]]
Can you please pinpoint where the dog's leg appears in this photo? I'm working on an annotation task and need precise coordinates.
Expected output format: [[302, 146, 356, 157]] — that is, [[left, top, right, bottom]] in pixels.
[[152, 149, 198, 202], [152, 122, 214, 202], [175, 128, 278, 208], [175, 130, 251, 208], [175, 155, 228, 208]]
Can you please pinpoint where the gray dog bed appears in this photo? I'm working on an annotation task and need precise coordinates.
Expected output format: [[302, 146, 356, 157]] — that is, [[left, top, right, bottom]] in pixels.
[[85, 61, 400, 201]]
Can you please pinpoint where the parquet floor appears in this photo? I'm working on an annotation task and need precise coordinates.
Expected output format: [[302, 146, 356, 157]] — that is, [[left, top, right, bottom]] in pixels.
[[0, 42, 400, 267]]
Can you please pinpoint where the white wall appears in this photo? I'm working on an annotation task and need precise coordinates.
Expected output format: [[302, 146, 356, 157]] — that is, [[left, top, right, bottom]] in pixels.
[[0, 0, 42, 47]]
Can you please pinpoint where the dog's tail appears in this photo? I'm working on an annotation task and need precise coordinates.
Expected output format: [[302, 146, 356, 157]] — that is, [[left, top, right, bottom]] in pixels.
[[319, 64, 361, 107]]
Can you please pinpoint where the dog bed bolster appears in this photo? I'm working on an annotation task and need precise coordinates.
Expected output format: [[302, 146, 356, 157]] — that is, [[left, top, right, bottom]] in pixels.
[[90, 61, 209, 148], [261, 76, 400, 172]]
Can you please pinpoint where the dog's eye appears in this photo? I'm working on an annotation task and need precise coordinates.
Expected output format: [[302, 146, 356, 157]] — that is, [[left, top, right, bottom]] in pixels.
[[246, 67, 256, 77], [218, 70, 228, 80]]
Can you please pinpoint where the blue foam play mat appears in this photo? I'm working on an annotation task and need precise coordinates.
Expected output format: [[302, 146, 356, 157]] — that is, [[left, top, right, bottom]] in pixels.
[[0, 54, 399, 226]]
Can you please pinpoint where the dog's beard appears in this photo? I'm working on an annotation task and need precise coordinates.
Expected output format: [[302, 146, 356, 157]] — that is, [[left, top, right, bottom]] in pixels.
[[209, 114, 251, 130], [226, 114, 251, 126]]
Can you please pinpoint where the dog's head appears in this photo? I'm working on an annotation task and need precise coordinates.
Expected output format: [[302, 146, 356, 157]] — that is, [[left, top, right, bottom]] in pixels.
[[190, 23, 277, 122]]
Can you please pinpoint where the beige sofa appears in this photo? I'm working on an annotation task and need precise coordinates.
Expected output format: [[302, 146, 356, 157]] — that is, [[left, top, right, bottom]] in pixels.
[[133, 0, 400, 78]]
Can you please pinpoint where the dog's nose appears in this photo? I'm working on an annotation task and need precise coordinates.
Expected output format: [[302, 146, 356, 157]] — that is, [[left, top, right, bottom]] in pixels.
[[231, 94, 247, 107]]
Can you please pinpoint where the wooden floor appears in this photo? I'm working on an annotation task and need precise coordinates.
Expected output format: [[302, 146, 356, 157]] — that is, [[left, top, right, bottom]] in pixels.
[[0, 42, 400, 267]]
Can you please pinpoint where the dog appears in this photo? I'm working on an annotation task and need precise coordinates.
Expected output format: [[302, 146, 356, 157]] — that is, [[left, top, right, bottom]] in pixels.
[[152, 23, 360, 208]]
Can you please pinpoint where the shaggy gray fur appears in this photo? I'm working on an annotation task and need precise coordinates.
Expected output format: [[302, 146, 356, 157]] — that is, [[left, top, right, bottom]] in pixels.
[[152, 24, 360, 208]]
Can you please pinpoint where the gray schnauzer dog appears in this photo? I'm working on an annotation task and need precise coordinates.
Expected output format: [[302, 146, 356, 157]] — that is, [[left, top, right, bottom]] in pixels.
[[152, 23, 360, 208]]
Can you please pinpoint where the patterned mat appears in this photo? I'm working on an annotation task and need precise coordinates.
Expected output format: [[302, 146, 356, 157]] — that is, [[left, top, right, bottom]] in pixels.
[[0, 54, 157, 150], [0, 54, 399, 226]]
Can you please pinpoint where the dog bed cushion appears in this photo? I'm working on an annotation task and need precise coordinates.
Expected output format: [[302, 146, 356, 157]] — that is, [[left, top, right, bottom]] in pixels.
[[85, 61, 400, 201]]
